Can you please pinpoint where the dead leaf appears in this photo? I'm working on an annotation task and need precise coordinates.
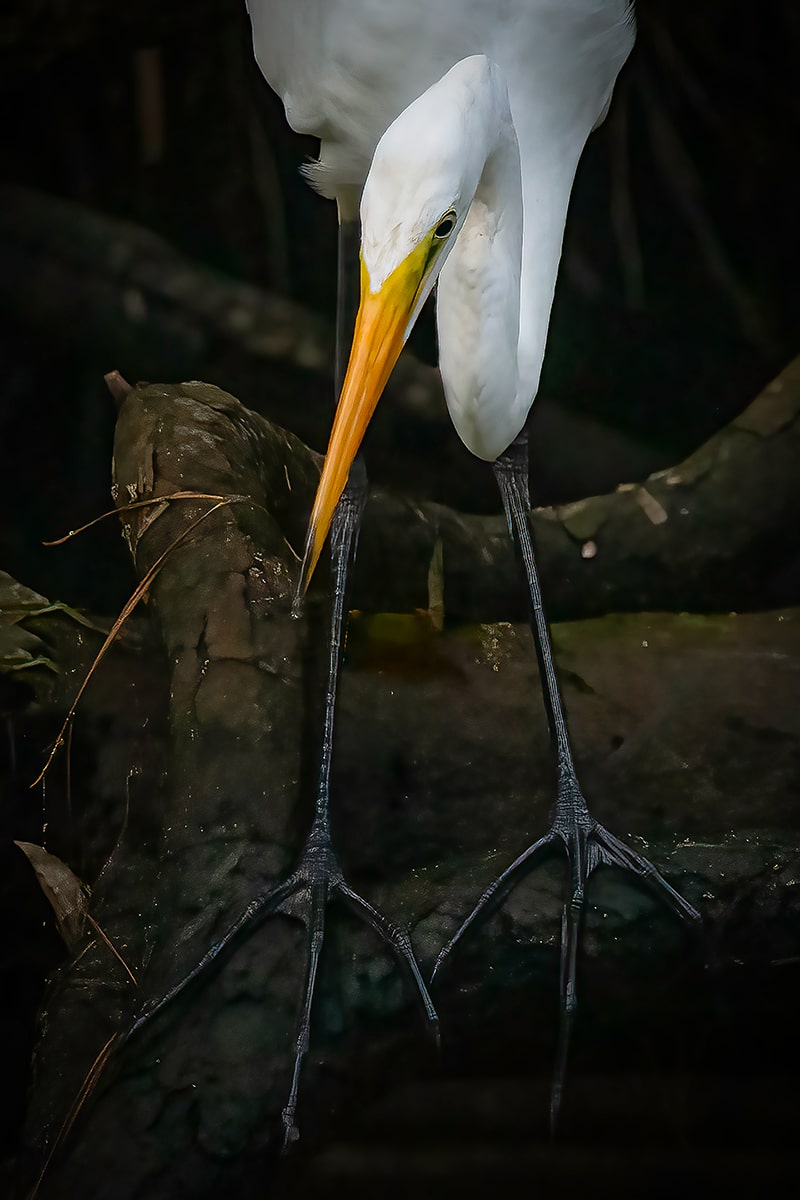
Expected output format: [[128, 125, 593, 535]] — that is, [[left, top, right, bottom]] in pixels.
[[14, 840, 89, 951], [0, 623, 57, 674], [0, 570, 108, 635]]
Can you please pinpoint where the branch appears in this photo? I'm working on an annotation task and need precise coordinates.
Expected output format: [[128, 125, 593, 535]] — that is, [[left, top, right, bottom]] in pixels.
[[112, 367, 800, 622], [16, 370, 800, 1197]]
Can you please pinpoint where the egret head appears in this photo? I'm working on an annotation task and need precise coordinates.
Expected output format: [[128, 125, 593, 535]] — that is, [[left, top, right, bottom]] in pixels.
[[297, 56, 502, 594]]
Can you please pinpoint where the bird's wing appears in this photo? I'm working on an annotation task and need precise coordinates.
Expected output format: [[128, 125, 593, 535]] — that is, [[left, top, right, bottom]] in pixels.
[[247, 0, 469, 194], [247, 1, 634, 194]]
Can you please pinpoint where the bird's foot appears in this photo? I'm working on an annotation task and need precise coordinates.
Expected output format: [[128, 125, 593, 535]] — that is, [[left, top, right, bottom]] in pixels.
[[128, 822, 439, 1150], [431, 773, 699, 1130]]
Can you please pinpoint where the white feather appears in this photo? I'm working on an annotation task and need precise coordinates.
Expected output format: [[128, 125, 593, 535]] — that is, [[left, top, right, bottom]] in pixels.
[[248, 0, 635, 457]]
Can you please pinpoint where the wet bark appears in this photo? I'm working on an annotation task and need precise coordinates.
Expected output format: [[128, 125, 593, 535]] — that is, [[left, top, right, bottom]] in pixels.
[[9, 375, 800, 1198], [101, 369, 800, 625]]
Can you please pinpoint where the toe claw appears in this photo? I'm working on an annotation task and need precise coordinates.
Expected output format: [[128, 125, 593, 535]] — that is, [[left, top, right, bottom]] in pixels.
[[431, 831, 557, 983], [435, 805, 699, 1134], [281, 1113, 300, 1153]]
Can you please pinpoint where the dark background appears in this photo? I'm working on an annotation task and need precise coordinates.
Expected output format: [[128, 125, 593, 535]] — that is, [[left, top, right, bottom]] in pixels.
[[1, 1, 798, 610], [0, 0, 798, 1191]]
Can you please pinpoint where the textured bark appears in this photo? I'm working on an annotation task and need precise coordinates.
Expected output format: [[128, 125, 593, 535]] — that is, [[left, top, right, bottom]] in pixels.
[[10, 375, 800, 1198], [100, 370, 800, 624]]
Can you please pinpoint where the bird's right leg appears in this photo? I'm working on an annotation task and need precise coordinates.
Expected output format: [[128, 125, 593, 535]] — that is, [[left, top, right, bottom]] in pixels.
[[272, 216, 439, 1143], [111, 219, 437, 1153], [276, 432, 437, 1145]]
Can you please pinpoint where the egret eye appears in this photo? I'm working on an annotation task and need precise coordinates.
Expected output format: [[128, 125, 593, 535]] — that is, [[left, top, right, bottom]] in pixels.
[[434, 212, 456, 239]]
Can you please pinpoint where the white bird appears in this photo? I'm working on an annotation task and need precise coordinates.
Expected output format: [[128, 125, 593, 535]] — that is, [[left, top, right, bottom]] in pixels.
[[242, 0, 698, 1138], [251, 1, 636, 572]]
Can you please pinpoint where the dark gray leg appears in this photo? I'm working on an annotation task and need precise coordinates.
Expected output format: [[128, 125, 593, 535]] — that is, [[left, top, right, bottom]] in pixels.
[[432, 432, 699, 1131], [117, 219, 437, 1153], [273, 218, 437, 1144]]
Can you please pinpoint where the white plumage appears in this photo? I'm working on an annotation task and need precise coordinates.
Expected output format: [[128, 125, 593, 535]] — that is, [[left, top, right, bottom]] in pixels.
[[248, 0, 633, 474]]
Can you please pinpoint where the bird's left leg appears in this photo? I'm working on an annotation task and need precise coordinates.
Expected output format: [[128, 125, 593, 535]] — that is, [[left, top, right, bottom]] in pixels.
[[432, 431, 699, 1127]]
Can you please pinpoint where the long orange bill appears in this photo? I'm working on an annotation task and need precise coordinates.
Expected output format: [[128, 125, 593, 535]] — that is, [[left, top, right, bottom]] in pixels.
[[296, 244, 429, 596]]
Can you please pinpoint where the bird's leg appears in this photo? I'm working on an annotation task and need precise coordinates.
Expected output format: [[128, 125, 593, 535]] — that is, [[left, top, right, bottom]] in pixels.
[[107, 221, 437, 1153], [277, 450, 437, 1146], [432, 432, 699, 1129], [275, 215, 438, 1141]]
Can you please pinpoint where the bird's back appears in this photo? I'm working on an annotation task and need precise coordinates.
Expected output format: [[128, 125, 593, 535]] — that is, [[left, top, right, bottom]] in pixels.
[[249, 0, 634, 211]]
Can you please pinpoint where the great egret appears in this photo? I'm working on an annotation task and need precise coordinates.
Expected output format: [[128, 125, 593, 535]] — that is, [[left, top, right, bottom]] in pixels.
[[136, 0, 699, 1144]]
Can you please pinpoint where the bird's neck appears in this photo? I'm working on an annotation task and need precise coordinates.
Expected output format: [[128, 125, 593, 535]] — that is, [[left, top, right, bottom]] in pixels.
[[516, 148, 581, 408], [435, 75, 579, 462], [435, 95, 525, 461]]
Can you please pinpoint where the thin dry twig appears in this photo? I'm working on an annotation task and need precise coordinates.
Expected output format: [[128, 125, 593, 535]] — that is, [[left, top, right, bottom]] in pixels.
[[85, 914, 138, 987], [42, 491, 231, 545], [31, 498, 236, 788], [28, 1033, 119, 1200]]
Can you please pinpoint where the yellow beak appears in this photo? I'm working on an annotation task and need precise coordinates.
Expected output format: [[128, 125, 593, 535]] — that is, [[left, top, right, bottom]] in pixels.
[[297, 243, 429, 593]]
